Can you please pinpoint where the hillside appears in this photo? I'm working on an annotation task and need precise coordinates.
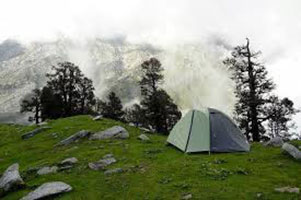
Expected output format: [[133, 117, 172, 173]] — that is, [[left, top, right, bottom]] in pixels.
[[0, 116, 301, 200], [0, 38, 235, 122]]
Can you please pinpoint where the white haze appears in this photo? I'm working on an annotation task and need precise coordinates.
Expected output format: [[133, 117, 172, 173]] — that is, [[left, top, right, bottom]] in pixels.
[[1, 0, 301, 131], [61, 38, 235, 115]]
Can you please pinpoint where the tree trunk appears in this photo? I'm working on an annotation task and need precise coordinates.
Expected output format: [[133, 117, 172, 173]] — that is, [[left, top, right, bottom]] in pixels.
[[246, 39, 260, 141], [35, 104, 39, 124]]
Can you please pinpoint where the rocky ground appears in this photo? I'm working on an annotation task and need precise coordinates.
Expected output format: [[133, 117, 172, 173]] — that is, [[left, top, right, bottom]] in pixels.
[[0, 115, 301, 199]]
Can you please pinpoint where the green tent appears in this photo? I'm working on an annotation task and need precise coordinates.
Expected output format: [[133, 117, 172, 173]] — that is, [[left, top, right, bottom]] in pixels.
[[167, 108, 250, 153]]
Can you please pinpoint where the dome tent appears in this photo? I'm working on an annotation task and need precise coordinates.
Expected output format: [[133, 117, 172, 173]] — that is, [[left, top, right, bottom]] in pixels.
[[167, 108, 250, 153]]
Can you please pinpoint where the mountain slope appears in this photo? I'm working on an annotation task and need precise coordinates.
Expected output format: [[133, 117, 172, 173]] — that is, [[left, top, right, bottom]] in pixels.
[[0, 116, 300, 199], [0, 38, 236, 121]]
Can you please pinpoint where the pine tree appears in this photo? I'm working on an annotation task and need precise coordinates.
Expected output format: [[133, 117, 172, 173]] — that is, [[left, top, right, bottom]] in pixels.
[[20, 88, 42, 124], [78, 77, 95, 114], [100, 92, 125, 121], [125, 104, 144, 127], [140, 58, 163, 96], [224, 39, 275, 141], [139, 58, 181, 134], [46, 62, 95, 116], [265, 96, 299, 138], [40, 86, 63, 120]]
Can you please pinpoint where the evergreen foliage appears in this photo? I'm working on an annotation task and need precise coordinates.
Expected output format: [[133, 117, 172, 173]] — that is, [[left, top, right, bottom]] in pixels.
[[224, 39, 298, 141], [20, 62, 96, 122], [138, 58, 181, 134], [99, 91, 125, 121], [20, 89, 42, 124], [265, 96, 299, 138]]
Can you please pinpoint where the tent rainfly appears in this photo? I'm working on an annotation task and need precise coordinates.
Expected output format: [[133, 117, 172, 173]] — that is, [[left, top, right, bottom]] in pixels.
[[167, 108, 250, 153]]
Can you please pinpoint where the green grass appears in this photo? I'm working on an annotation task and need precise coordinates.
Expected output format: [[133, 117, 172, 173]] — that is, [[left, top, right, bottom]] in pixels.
[[0, 115, 301, 200]]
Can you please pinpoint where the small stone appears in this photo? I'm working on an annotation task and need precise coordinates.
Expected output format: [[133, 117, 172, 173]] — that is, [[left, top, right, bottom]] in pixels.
[[256, 193, 263, 198], [128, 123, 135, 127], [57, 130, 91, 146], [275, 186, 300, 194], [37, 121, 48, 126], [139, 127, 153, 133], [20, 181, 72, 200], [90, 126, 129, 140], [88, 163, 101, 171], [37, 166, 58, 175], [92, 115, 103, 121], [22, 127, 51, 140], [58, 166, 73, 171], [103, 154, 113, 159], [182, 193, 192, 200], [101, 157, 117, 165], [264, 137, 283, 147], [51, 133, 58, 138], [60, 157, 78, 166], [89, 156, 117, 171], [138, 134, 150, 141], [104, 168, 123, 175]]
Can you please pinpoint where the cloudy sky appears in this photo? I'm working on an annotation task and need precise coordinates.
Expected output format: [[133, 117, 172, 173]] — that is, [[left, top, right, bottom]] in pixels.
[[1, 0, 301, 130]]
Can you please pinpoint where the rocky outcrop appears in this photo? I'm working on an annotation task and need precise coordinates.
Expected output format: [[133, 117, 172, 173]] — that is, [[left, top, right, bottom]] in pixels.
[[0, 163, 24, 196], [90, 126, 129, 140], [20, 181, 72, 200], [264, 137, 284, 147], [282, 143, 301, 160], [57, 130, 91, 146], [22, 127, 51, 140]]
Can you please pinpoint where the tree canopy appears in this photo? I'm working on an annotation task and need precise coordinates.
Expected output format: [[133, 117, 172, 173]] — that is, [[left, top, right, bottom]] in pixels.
[[138, 58, 181, 134]]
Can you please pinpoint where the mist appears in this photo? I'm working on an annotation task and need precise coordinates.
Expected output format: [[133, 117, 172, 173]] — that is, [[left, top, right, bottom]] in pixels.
[[61, 36, 236, 115], [1, 0, 301, 128]]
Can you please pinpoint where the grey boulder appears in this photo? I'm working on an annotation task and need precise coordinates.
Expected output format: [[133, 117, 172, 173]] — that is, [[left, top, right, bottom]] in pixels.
[[282, 143, 301, 160], [264, 137, 284, 147], [138, 134, 150, 141], [37, 166, 58, 175], [20, 181, 72, 200], [90, 126, 129, 140], [22, 127, 51, 140], [57, 130, 91, 146], [0, 163, 24, 195]]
